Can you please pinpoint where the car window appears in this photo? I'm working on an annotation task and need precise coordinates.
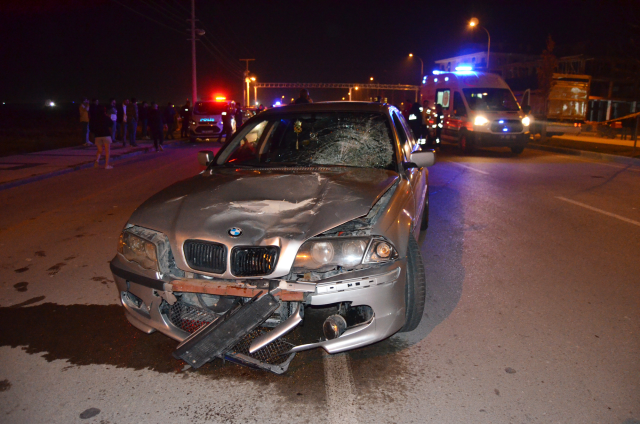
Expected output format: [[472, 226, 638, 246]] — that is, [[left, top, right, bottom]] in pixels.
[[436, 89, 450, 109], [217, 112, 397, 170], [453, 92, 467, 117], [392, 112, 412, 160]]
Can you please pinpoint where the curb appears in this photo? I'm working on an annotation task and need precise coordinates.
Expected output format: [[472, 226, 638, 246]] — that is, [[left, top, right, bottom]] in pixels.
[[527, 142, 640, 167], [0, 140, 185, 192]]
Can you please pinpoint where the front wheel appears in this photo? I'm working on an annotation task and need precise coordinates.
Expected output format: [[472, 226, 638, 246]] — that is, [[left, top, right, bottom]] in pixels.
[[510, 146, 525, 155], [399, 236, 427, 332]]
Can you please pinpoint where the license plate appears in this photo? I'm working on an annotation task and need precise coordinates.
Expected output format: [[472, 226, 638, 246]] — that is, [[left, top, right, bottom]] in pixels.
[[501, 135, 516, 140], [201, 130, 214, 134]]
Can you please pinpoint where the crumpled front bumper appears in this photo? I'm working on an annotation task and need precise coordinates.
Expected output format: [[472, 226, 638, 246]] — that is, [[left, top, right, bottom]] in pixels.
[[110, 254, 407, 355]]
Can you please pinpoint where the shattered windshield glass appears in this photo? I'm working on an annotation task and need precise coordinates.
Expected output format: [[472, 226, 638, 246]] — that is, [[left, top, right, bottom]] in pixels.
[[218, 112, 396, 170]]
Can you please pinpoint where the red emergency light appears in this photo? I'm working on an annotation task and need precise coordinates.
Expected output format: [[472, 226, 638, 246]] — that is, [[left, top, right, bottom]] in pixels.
[[215, 96, 226, 101]]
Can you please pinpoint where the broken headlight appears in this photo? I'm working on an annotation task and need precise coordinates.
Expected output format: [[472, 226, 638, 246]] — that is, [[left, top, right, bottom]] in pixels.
[[292, 236, 398, 270], [117, 229, 159, 271]]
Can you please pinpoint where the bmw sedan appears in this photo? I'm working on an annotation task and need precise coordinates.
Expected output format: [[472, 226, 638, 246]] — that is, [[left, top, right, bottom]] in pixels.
[[110, 101, 435, 373]]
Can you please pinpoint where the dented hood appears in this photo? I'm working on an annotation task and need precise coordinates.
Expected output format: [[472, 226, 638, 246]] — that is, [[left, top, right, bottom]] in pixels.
[[128, 166, 398, 276]]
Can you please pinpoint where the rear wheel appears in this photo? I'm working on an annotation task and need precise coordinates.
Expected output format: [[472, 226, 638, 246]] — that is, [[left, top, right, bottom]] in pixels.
[[399, 236, 427, 332], [459, 132, 473, 155], [510, 146, 525, 155]]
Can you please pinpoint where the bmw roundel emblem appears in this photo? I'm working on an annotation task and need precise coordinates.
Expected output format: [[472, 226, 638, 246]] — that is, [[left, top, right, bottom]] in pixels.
[[228, 227, 242, 237]]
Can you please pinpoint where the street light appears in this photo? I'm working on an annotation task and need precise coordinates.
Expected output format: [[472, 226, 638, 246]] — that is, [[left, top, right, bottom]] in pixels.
[[370, 77, 374, 81], [408, 53, 424, 82], [469, 17, 491, 69]]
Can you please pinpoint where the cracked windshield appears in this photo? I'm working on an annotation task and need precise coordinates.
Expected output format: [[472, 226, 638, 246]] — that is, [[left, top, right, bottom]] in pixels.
[[218, 112, 396, 169]]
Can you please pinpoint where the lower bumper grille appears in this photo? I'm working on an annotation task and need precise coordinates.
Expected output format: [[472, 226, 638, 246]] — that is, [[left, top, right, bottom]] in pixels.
[[166, 300, 216, 333], [231, 246, 279, 277]]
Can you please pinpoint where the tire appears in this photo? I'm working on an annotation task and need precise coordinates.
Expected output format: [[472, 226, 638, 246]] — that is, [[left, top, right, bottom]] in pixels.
[[420, 185, 429, 231], [459, 131, 473, 155], [189, 137, 196, 143], [510, 146, 525, 155], [399, 236, 427, 332]]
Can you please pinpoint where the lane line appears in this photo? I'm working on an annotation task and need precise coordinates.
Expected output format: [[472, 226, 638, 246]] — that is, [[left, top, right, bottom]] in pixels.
[[553, 155, 640, 172], [323, 352, 359, 424], [444, 161, 490, 175], [556, 196, 640, 227]]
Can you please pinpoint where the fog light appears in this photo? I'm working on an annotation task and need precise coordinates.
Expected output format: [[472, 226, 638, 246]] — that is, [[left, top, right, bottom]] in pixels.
[[323, 315, 347, 340]]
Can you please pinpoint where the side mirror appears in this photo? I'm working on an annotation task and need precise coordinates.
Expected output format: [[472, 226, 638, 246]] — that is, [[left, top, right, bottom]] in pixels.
[[409, 150, 436, 168], [198, 150, 214, 167]]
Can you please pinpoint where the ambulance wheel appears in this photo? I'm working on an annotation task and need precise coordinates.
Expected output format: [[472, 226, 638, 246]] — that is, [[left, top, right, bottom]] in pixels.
[[459, 132, 473, 155], [511, 146, 525, 155]]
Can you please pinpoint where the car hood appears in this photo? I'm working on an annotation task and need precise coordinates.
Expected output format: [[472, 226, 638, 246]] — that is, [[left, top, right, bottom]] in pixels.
[[128, 166, 398, 274]]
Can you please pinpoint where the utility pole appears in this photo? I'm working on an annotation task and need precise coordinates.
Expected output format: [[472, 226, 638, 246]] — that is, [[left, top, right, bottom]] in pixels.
[[189, 0, 197, 104], [240, 59, 254, 106]]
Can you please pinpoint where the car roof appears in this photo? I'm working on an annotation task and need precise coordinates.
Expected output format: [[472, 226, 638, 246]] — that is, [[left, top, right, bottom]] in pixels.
[[259, 101, 395, 115]]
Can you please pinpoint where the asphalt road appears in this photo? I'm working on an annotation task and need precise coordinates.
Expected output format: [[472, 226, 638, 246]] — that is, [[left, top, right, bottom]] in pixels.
[[0, 143, 638, 424]]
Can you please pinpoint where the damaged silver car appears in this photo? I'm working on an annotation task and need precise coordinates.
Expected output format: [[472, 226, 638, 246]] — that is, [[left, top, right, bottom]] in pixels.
[[110, 102, 435, 373]]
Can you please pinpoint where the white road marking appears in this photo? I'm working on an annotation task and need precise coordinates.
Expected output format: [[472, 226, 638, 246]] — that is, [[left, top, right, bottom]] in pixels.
[[554, 155, 640, 172], [445, 161, 490, 175], [323, 352, 359, 424], [556, 197, 640, 227]]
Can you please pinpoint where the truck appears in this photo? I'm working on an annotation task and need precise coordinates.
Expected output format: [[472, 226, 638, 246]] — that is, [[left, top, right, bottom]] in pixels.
[[519, 73, 591, 136], [421, 69, 530, 154]]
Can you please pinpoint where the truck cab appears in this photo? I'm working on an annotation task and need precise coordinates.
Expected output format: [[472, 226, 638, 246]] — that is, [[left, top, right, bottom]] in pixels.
[[421, 69, 530, 154], [189, 100, 236, 142]]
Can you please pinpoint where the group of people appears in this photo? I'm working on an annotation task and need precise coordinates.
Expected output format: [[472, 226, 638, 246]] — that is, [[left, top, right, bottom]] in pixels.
[[402, 99, 442, 147], [79, 98, 185, 169]]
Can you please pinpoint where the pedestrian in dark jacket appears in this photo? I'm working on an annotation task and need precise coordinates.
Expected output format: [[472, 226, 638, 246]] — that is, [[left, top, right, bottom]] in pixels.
[[127, 97, 139, 146], [216, 109, 233, 143], [294, 89, 311, 104], [180, 100, 191, 138], [148, 102, 165, 152], [88, 98, 100, 140], [234, 103, 244, 132], [163, 102, 176, 140], [139, 101, 149, 140], [408, 101, 422, 142]]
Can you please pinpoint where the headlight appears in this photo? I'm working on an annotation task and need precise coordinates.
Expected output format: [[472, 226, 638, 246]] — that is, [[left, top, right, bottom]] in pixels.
[[522, 116, 531, 126], [293, 237, 397, 270], [117, 230, 159, 271], [474, 116, 489, 126]]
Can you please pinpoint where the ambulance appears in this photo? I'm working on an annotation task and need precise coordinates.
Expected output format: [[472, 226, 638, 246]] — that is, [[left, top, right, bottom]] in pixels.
[[421, 67, 530, 154]]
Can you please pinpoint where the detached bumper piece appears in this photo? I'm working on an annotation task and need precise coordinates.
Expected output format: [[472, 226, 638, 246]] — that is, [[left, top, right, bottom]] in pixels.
[[173, 292, 295, 373]]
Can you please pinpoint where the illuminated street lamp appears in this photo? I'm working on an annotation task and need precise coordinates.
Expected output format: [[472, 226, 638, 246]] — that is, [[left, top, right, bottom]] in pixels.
[[469, 17, 490, 69], [408, 53, 424, 81], [370, 77, 374, 81]]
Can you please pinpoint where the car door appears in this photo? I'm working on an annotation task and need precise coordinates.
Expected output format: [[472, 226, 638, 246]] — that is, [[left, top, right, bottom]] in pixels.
[[446, 91, 468, 139], [392, 111, 427, 233], [435, 88, 453, 141]]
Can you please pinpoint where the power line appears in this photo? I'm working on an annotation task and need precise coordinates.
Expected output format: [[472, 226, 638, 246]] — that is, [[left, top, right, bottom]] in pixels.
[[110, 0, 184, 35], [139, 0, 186, 26]]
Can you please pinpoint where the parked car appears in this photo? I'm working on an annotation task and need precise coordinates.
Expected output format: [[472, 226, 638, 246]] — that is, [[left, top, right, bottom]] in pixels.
[[110, 101, 435, 373]]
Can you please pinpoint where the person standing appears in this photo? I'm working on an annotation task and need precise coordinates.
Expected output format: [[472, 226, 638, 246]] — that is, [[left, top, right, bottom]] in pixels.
[[407, 101, 422, 143], [79, 98, 91, 146], [127, 97, 139, 146], [402, 99, 412, 120], [216, 109, 233, 143], [294, 89, 311, 104], [434, 103, 444, 145], [163, 102, 176, 140], [139, 101, 149, 140], [180, 100, 191, 138], [421, 100, 432, 146], [148, 102, 165, 152], [93, 105, 114, 169], [106, 98, 118, 144], [119, 99, 129, 145], [88, 98, 100, 145], [234, 103, 244, 133]]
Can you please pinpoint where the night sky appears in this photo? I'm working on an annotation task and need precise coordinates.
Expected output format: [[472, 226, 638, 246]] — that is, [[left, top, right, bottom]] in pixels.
[[1, 0, 638, 105]]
